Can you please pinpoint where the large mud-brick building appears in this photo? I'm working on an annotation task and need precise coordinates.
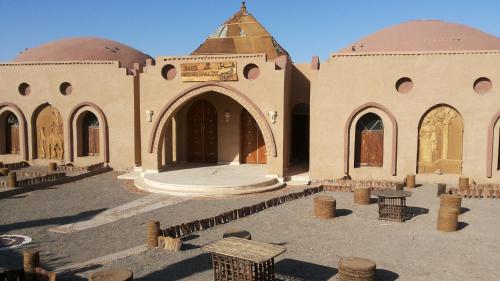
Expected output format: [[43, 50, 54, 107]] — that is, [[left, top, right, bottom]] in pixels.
[[2, 3, 500, 187]]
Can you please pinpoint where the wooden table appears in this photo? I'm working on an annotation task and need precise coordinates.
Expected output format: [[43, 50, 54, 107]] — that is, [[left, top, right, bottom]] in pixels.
[[202, 237, 286, 281], [372, 190, 412, 222]]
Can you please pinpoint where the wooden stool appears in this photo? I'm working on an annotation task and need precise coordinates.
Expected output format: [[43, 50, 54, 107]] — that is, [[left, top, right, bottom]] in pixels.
[[222, 229, 252, 240], [0, 167, 9, 176], [146, 220, 160, 248], [338, 256, 376, 281], [89, 268, 133, 281], [459, 177, 469, 189], [406, 175, 416, 188], [7, 172, 17, 188], [437, 207, 459, 232], [23, 250, 40, 281], [313, 196, 336, 219], [440, 194, 461, 212], [48, 162, 57, 172], [354, 188, 370, 205], [437, 183, 447, 197]]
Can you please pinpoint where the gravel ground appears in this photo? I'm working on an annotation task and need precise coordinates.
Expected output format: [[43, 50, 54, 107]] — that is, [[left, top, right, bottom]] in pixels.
[[79, 185, 499, 281], [0, 171, 311, 272]]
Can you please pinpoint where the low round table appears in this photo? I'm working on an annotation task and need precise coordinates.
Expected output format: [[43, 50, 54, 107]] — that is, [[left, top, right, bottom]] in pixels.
[[89, 268, 133, 281], [372, 190, 412, 222]]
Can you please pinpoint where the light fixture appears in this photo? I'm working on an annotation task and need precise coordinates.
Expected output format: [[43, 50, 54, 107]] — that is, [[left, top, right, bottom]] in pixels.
[[146, 110, 154, 122], [268, 111, 277, 124], [224, 110, 231, 123]]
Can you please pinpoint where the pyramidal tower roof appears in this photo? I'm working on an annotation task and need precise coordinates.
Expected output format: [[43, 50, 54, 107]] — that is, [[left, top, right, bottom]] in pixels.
[[192, 2, 289, 60]]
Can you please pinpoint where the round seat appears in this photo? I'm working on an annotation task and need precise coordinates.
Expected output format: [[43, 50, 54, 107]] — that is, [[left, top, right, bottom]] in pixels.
[[222, 229, 251, 240], [354, 188, 371, 205], [437, 207, 459, 232], [440, 194, 461, 212], [338, 257, 376, 281], [314, 196, 336, 219], [89, 268, 133, 281]]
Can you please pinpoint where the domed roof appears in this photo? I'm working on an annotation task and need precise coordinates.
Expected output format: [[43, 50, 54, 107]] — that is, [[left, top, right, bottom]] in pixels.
[[192, 2, 288, 60], [340, 20, 500, 53], [14, 37, 152, 69]]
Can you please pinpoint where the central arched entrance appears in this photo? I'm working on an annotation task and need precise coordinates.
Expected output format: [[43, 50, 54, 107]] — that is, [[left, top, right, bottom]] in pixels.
[[355, 113, 384, 167], [187, 100, 218, 163]]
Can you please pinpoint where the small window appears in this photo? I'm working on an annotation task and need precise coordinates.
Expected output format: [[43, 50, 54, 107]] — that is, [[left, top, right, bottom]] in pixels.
[[395, 77, 413, 94], [243, 64, 260, 80], [473, 77, 492, 94], [161, 64, 177, 80], [18, 83, 31, 96], [60, 82, 72, 95]]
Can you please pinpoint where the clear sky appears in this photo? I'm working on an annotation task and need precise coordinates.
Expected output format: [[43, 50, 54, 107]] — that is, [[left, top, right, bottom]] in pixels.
[[1, 0, 500, 63]]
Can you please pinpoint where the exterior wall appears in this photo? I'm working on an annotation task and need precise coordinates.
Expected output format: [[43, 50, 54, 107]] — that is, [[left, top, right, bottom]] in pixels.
[[139, 54, 289, 176], [311, 51, 500, 183], [0, 61, 138, 170], [291, 63, 311, 109]]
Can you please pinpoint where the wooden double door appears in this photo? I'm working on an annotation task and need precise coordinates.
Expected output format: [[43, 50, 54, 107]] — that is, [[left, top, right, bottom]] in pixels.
[[5, 114, 20, 154], [241, 109, 266, 164], [357, 130, 383, 167], [188, 100, 218, 163]]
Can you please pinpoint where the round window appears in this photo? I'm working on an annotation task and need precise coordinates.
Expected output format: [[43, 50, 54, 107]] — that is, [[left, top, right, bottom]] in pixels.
[[473, 77, 492, 94], [243, 64, 260, 80], [161, 64, 177, 80], [18, 83, 31, 96], [60, 82, 72, 95], [395, 77, 413, 94]]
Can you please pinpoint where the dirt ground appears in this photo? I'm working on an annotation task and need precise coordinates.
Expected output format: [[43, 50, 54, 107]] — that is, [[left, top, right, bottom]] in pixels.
[[1, 172, 499, 280]]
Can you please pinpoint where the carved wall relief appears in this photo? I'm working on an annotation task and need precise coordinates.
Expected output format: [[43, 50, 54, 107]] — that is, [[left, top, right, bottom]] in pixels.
[[36, 106, 64, 160], [418, 106, 463, 174]]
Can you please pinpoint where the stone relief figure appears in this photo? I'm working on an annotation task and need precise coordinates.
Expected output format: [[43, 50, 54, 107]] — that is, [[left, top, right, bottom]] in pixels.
[[418, 106, 462, 174], [36, 106, 64, 160]]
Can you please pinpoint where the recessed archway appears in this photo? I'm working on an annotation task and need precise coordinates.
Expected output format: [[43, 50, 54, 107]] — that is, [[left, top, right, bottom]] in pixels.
[[68, 102, 109, 163], [417, 104, 463, 174], [0, 103, 28, 160], [344, 102, 398, 176], [32, 104, 64, 160], [148, 82, 277, 166]]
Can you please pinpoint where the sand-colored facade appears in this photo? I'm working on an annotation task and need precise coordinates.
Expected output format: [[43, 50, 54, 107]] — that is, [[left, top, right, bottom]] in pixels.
[[2, 4, 500, 184]]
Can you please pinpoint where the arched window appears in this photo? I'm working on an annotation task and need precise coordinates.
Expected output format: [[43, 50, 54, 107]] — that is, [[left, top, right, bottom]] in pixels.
[[82, 112, 100, 156], [5, 113, 20, 154], [354, 113, 384, 167]]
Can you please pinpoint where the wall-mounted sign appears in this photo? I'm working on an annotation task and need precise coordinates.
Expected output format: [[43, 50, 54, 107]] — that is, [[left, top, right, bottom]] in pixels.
[[181, 61, 238, 82]]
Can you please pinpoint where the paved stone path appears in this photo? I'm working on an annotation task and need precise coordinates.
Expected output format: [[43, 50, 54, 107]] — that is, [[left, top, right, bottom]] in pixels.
[[49, 195, 189, 233]]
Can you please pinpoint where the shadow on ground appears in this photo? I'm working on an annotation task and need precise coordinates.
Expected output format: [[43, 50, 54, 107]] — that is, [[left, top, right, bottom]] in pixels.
[[134, 253, 212, 281], [276, 258, 337, 281], [0, 208, 106, 234]]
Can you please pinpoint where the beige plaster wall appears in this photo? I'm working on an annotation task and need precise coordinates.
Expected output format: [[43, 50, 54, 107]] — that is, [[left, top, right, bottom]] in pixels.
[[310, 51, 500, 183], [0, 61, 138, 170], [139, 54, 289, 176]]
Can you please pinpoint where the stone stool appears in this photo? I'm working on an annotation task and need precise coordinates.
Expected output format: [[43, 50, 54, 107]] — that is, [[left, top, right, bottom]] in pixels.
[[7, 172, 17, 188], [440, 194, 461, 212], [89, 268, 133, 281], [437, 207, 459, 232], [313, 196, 336, 219], [223, 229, 252, 240], [354, 188, 370, 205], [338, 256, 376, 281]]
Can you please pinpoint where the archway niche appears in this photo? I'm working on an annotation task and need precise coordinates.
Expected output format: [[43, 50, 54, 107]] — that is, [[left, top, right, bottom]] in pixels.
[[354, 113, 384, 167], [77, 111, 100, 157], [0, 111, 20, 155], [34, 105, 64, 160], [417, 105, 463, 174]]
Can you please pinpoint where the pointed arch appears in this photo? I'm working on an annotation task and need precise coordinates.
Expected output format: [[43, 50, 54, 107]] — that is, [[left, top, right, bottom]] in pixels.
[[148, 82, 277, 158], [486, 111, 500, 178], [0, 103, 28, 161], [344, 102, 398, 176]]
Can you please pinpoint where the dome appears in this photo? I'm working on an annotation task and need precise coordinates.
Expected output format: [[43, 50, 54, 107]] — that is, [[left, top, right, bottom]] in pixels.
[[340, 20, 500, 53], [192, 2, 288, 60], [14, 37, 152, 69]]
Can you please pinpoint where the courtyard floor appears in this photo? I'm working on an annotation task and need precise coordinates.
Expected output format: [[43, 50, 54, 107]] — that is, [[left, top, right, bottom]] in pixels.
[[1, 171, 499, 280]]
